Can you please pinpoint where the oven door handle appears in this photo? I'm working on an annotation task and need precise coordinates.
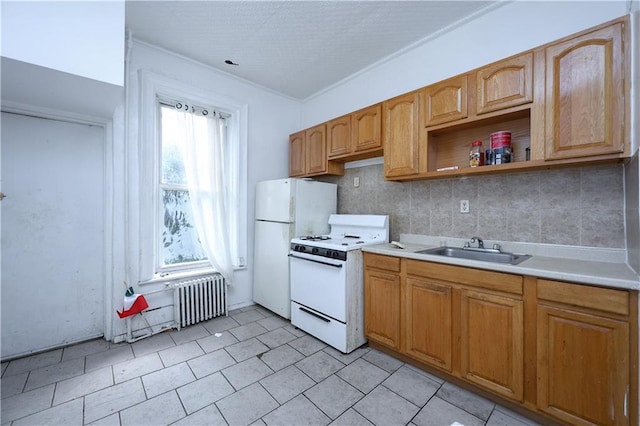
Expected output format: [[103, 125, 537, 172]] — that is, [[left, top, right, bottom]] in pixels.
[[298, 306, 330, 323], [288, 254, 343, 268]]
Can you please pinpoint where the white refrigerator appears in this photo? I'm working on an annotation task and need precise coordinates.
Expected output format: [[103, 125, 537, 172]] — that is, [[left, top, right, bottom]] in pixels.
[[253, 178, 337, 318]]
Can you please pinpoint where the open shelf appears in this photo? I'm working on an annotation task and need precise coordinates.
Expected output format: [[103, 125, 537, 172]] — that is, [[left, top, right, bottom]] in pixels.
[[426, 107, 532, 173]]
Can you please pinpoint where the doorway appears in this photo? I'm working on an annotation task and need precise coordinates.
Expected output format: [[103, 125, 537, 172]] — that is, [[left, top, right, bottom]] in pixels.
[[1, 112, 105, 360]]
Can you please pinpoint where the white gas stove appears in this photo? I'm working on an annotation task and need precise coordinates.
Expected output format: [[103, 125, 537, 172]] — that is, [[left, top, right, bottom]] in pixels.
[[289, 214, 389, 353], [291, 214, 389, 252]]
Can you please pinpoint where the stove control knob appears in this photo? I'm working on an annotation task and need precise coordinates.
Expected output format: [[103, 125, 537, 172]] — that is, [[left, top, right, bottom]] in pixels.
[[312, 247, 319, 255]]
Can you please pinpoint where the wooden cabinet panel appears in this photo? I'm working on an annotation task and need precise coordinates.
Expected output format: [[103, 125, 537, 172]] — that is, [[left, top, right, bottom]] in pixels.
[[289, 130, 306, 177], [305, 124, 327, 175], [537, 305, 629, 425], [364, 269, 401, 350], [544, 23, 625, 160], [405, 277, 452, 371], [352, 104, 382, 153], [384, 91, 421, 178], [364, 253, 400, 272], [327, 114, 351, 158], [289, 124, 344, 178], [424, 75, 468, 126], [537, 279, 629, 316], [326, 104, 382, 161], [477, 53, 533, 114], [406, 260, 523, 295], [460, 289, 524, 401]]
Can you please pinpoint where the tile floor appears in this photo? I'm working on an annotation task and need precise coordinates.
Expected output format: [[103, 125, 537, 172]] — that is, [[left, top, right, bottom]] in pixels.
[[1, 305, 541, 426]]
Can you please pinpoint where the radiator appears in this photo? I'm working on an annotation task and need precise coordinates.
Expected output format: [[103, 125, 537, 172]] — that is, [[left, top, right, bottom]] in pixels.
[[173, 274, 227, 330]]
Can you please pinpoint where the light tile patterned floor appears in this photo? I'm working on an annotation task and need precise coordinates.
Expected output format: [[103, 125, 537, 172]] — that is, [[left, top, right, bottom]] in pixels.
[[1, 305, 541, 426]]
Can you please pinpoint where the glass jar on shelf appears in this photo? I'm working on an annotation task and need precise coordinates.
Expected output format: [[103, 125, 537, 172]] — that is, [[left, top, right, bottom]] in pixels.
[[469, 141, 484, 167]]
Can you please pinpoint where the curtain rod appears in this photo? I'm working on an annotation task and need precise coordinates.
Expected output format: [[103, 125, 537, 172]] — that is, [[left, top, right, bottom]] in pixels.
[[157, 96, 229, 119]]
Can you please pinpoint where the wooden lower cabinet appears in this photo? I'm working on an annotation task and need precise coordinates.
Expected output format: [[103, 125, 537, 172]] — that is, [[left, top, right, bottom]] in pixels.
[[405, 277, 452, 371], [537, 305, 630, 425], [363, 256, 637, 426], [536, 279, 634, 425], [460, 289, 524, 401], [364, 254, 401, 350]]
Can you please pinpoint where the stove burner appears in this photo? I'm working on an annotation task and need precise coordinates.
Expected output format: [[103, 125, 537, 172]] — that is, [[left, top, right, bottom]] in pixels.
[[300, 235, 330, 241]]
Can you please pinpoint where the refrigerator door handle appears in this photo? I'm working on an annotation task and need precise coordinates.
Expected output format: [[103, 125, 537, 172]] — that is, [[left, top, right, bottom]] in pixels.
[[288, 254, 343, 268]]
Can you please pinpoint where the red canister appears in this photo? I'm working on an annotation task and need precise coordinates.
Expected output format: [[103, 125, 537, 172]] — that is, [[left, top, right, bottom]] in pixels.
[[490, 131, 511, 149], [489, 131, 512, 164]]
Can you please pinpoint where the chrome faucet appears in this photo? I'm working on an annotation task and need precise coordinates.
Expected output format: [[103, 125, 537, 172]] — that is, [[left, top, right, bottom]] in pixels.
[[470, 236, 484, 249], [464, 236, 502, 253]]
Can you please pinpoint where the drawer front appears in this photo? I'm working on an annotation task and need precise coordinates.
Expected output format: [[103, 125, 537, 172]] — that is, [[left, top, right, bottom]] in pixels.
[[364, 253, 401, 272], [537, 279, 629, 316], [406, 260, 523, 295]]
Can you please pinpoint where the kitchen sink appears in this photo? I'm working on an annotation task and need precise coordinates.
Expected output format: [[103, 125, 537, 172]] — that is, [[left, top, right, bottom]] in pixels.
[[416, 246, 531, 265]]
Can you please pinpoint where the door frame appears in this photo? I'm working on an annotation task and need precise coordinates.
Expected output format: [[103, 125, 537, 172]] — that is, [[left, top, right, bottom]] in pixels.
[[1, 101, 116, 345]]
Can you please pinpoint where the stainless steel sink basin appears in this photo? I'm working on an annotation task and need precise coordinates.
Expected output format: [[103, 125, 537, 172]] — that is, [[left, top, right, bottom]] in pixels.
[[416, 246, 531, 265]]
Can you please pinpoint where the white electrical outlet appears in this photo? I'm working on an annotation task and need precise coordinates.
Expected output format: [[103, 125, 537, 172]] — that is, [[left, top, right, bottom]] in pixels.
[[353, 177, 360, 187], [460, 200, 470, 213]]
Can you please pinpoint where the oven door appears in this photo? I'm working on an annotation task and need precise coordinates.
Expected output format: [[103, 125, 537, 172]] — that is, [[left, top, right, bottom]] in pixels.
[[289, 251, 347, 322]]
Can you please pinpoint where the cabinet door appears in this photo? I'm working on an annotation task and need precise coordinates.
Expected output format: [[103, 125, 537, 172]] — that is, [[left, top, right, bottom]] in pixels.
[[289, 130, 306, 177], [477, 53, 533, 114], [305, 124, 327, 175], [537, 305, 629, 425], [383, 91, 420, 178], [423, 75, 468, 126], [352, 104, 382, 153], [364, 269, 401, 350], [405, 277, 452, 372], [460, 289, 524, 402], [545, 23, 625, 160], [327, 114, 351, 159]]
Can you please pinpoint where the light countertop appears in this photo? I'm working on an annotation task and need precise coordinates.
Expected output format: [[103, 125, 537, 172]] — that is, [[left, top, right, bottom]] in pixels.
[[362, 235, 639, 291]]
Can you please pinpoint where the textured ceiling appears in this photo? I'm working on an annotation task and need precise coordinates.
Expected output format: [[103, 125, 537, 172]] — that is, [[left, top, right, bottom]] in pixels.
[[125, 1, 498, 100]]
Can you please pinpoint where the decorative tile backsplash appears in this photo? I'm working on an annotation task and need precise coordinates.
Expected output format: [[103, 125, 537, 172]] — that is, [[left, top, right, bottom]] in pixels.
[[320, 163, 626, 248]]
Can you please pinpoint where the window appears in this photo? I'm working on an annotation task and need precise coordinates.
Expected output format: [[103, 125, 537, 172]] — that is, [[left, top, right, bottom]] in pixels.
[[158, 104, 209, 270], [137, 71, 247, 282]]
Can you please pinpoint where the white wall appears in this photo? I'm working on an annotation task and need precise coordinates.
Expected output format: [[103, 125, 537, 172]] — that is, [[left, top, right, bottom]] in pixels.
[[109, 40, 301, 341], [1, 0, 125, 86], [301, 1, 630, 127], [1, 1, 125, 119]]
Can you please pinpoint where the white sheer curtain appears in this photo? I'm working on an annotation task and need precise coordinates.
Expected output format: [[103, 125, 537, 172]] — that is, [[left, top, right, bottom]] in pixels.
[[176, 110, 234, 285]]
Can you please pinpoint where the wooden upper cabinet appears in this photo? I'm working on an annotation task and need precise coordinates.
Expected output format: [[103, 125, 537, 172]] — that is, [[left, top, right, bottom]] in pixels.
[[327, 114, 351, 159], [352, 104, 382, 153], [289, 124, 344, 177], [327, 104, 382, 161], [289, 130, 306, 177], [424, 75, 468, 127], [306, 124, 328, 175], [384, 91, 421, 178], [544, 22, 625, 160], [477, 53, 533, 114]]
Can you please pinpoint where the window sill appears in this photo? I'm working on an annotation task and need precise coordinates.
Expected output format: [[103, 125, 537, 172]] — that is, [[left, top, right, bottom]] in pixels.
[[138, 268, 218, 287], [138, 265, 245, 287]]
